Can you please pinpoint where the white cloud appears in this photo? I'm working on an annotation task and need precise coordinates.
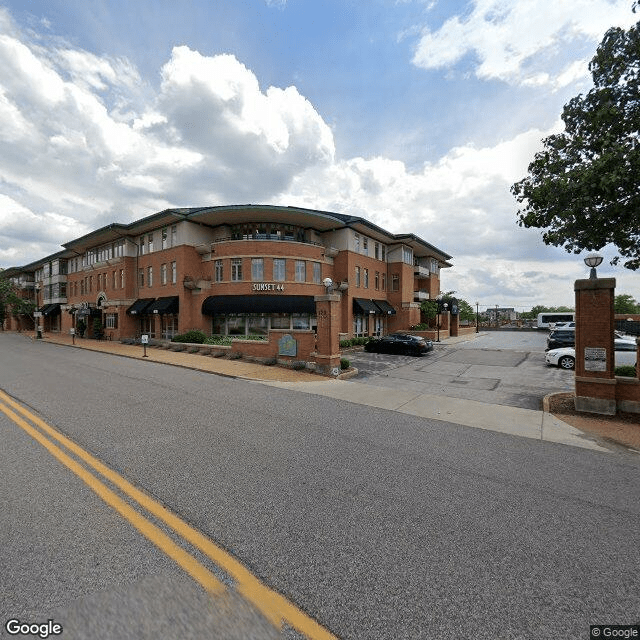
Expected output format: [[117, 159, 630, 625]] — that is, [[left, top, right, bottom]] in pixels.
[[0, 5, 637, 310], [412, 0, 638, 86]]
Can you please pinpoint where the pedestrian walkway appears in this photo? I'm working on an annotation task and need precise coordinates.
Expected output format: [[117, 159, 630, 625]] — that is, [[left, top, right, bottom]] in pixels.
[[36, 332, 607, 453], [39, 333, 320, 382]]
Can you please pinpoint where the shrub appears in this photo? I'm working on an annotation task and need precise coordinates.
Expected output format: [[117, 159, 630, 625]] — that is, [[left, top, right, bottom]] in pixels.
[[291, 361, 307, 370], [205, 335, 232, 346], [229, 351, 243, 359], [172, 330, 206, 344], [339, 339, 351, 349], [615, 365, 637, 378], [340, 358, 350, 370]]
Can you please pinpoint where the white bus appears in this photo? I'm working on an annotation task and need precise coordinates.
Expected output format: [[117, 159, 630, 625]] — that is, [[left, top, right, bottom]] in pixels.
[[536, 312, 575, 330]]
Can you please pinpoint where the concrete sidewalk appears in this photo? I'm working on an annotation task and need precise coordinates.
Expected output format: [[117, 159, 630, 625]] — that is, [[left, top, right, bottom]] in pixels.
[[36, 332, 607, 453]]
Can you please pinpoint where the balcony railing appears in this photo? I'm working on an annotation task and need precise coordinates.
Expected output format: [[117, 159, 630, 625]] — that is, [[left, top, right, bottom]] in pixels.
[[414, 265, 431, 278], [414, 291, 429, 301]]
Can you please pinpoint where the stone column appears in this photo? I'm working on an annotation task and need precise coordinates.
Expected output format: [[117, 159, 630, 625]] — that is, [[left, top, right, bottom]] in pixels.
[[314, 293, 342, 376], [574, 278, 616, 415]]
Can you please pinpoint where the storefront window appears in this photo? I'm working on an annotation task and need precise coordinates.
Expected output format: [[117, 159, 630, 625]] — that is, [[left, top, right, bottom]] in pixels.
[[162, 314, 177, 339], [270, 314, 290, 329], [292, 313, 310, 330], [212, 315, 226, 335], [227, 315, 246, 335], [247, 314, 269, 335]]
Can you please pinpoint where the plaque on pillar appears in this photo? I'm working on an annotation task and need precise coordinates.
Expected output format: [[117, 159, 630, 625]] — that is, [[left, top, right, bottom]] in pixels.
[[278, 334, 297, 356]]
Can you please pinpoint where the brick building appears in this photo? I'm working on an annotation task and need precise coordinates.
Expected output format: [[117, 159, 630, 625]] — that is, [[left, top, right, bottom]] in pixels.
[[3, 205, 451, 340]]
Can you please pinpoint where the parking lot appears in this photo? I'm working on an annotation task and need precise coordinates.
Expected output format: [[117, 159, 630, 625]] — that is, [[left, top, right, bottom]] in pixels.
[[345, 330, 573, 410]]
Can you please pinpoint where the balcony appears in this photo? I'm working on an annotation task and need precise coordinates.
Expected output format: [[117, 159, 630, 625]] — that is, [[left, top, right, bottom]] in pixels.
[[414, 290, 430, 301], [414, 265, 431, 278]]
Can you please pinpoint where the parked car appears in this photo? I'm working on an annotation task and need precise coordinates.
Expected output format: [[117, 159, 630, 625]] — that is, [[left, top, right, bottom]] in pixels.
[[545, 338, 637, 370], [546, 329, 576, 351], [364, 333, 433, 356], [551, 321, 575, 330]]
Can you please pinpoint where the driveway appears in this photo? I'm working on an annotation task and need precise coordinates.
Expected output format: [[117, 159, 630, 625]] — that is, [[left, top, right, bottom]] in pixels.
[[345, 331, 573, 410]]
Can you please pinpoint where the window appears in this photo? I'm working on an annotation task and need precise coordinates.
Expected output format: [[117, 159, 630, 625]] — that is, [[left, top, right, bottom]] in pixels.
[[139, 237, 145, 256], [295, 260, 306, 282], [430, 258, 439, 275], [162, 315, 177, 340], [138, 269, 144, 288], [402, 246, 413, 265], [112, 271, 117, 289], [161, 263, 167, 285], [141, 316, 155, 338], [171, 261, 177, 284], [171, 225, 177, 247], [120, 269, 125, 289], [381, 246, 386, 262], [161, 228, 168, 250], [215, 260, 223, 282], [375, 271, 380, 290], [375, 243, 380, 260], [362, 237, 368, 255], [382, 273, 386, 291], [292, 313, 310, 330], [354, 233, 360, 253], [270, 314, 290, 329], [231, 259, 243, 281], [353, 315, 366, 337], [148, 234, 154, 253], [391, 274, 399, 292], [364, 269, 369, 289], [105, 314, 118, 329], [273, 258, 286, 281], [251, 258, 264, 281], [147, 266, 153, 287], [355, 266, 361, 288], [312, 262, 321, 284]]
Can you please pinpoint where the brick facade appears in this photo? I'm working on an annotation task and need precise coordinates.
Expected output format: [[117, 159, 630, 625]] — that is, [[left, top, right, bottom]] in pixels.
[[3, 205, 452, 346]]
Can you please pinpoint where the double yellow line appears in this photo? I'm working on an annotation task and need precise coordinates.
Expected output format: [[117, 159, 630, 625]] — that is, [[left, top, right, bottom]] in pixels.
[[0, 389, 337, 640]]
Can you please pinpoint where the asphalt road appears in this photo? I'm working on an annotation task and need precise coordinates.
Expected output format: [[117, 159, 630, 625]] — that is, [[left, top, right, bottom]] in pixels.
[[347, 330, 573, 410], [1, 333, 639, 639]]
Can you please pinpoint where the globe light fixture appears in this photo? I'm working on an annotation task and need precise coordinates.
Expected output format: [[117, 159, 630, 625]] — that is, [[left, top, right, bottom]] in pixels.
[[584, 253, 604, 279], [323, 277, 334, 293]]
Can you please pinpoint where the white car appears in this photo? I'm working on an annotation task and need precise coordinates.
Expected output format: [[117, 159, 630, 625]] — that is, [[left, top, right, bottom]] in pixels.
[[545, 338, 637, 370]]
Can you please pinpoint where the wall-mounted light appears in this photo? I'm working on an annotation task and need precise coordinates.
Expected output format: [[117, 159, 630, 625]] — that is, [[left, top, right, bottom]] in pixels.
[[323, 277, 334, 293], [584, 253, 603, 279]]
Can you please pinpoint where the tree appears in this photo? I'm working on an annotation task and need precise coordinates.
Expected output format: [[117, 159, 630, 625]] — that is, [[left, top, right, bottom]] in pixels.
[[512, 18, 640, 269], [614, 293, 640, 314], [520, 305, 574, 320], [0, 273, 36, 328]]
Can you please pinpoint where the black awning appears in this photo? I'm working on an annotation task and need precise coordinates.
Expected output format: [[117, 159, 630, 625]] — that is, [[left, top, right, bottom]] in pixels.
[[353, 298, 378, 315], [41, 304, 61, 316], [374, 300, 396, 315], [147, 296, 179, 315], [127, 298, 155, 315], [202, 295, 316, 315]]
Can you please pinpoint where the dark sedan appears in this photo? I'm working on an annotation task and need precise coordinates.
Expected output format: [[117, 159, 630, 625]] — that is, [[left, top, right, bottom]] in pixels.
[[364, 333, 433, 356], [546, 329, 575, 351]]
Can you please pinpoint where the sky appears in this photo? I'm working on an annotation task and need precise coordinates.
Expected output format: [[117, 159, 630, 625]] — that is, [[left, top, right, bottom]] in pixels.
[[0, 0, 638, 311]]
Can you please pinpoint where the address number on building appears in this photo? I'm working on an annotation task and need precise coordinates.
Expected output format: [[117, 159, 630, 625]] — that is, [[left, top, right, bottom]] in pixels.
[[252, 283, 285, 292]]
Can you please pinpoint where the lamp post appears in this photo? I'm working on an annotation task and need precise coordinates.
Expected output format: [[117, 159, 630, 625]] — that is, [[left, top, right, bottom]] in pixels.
[[584, 253, 603, 279], [476, 301, 479, 333]]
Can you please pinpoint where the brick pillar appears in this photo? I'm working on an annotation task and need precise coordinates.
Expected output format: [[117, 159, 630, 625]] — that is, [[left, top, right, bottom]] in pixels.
[[314, 293, 342, 376], [574, 278, 617, 415], [450, 313, 459, 337]]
